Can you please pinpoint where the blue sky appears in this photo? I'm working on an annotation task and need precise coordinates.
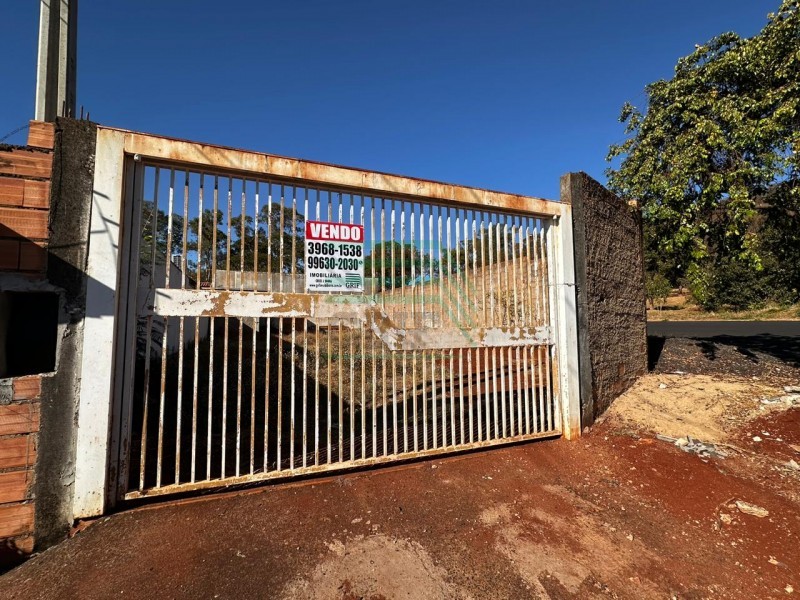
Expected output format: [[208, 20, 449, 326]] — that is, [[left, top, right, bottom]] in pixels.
[[1, 1, 774, 200]]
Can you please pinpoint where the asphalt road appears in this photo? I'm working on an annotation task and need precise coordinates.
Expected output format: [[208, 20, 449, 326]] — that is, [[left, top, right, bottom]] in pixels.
[[647, 320, 800, 338]]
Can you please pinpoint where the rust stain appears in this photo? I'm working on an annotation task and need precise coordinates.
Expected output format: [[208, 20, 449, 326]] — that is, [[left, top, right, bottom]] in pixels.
[[116, 128, 561, 216], [367, 308, 405, 351], [122, 429, 561, 501], [210, 291, 228, 316]]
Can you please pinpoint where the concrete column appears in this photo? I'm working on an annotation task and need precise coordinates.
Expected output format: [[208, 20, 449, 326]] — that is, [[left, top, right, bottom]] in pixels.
[[35, 118, 97, 549], [35, 0, 78, 122]]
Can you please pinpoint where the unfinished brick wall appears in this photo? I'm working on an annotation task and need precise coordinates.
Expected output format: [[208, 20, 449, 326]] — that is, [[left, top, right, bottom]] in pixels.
[[0, 122, 52, 273], [562, 172, 647, 428], [0, 121, 54, 563], [0, 377, 40, 557]]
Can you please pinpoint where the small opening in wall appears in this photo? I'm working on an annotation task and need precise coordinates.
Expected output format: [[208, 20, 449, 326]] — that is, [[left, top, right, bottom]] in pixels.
[[0, 291, 59, 377]]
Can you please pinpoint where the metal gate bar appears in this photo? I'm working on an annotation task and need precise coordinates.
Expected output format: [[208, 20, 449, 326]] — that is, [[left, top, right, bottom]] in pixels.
[[120, 162, 560, 500]]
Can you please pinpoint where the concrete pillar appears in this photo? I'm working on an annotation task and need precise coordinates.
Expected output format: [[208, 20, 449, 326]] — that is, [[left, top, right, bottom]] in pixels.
[[35, 0, 78, 122]]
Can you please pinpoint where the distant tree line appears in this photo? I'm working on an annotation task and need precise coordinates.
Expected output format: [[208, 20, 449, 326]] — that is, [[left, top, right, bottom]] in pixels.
[[139, 201, 305, 282]]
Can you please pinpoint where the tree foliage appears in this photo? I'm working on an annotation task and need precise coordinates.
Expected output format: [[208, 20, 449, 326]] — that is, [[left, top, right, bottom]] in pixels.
[[226, 204, 305, 277], [140, 201, 185, 263], [607, 1, 799, 306], [364, 242, 426, 289], [362, 226, 517, 291], [645, 272, 672, 310], [139, 202, 304, 284]]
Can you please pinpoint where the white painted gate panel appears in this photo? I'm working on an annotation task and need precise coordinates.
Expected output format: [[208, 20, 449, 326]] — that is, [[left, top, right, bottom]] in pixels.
[[70, 128, 579, 511]]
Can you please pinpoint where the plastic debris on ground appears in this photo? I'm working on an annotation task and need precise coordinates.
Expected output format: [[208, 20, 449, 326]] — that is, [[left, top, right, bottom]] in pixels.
[[655, 434, 728, 459], [760, 393, 800, 406]]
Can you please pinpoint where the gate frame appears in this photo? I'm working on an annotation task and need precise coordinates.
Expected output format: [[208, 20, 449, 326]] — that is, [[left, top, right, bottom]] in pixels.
[[72, 126, 581, 519]]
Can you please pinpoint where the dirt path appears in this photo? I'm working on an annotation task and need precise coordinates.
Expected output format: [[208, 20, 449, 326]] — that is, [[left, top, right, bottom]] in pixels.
[[2, 396, 798, 599], [4, 334, 799, 599]]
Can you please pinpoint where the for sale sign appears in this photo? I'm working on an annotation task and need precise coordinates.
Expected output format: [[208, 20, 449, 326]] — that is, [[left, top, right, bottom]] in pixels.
[[304, 221, 365, 292]]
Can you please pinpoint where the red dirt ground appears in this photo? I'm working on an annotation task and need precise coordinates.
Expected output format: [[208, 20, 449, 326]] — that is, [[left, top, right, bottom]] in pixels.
[[735, 408, 800, 459], [1, 410, 798, 599]]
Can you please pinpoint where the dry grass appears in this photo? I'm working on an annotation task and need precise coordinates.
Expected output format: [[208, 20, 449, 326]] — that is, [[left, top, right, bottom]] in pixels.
[[295, 325, 444, 409], [294, 324, 544, 411], [374, 252, 549, 329], [648, 292, 800, 321]]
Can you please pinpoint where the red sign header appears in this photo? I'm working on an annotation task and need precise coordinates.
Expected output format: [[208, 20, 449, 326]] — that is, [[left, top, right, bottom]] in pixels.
[[305, 220, 364, 242]]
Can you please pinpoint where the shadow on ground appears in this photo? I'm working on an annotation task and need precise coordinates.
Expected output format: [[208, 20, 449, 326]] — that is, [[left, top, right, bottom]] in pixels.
[[648, 333, 800, 380]]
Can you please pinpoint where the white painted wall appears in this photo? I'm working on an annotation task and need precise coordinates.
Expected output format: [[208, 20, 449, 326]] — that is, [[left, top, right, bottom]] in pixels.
[[73, 128, 125, 518], [552, 205, 582, 439]]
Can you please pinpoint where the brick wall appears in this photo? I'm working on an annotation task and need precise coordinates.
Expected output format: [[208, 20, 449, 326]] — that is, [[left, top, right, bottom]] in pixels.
[[562, 172, 648, 427], [0, 122, 53, 273], [0, 377, 40, 557], [0, 121, 54, 563]]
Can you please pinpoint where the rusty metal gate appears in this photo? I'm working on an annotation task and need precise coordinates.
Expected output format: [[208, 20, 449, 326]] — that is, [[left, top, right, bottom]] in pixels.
[[111, 146, 571, 502]]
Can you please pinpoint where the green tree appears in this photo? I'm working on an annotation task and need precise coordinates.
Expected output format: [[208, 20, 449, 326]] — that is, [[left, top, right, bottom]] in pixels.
[[221, 204, 305, 278], [607, 1, 799, 306], [183, 204, 305, 283], [645, 272, 672, 310], [139, 200, 184, 263], [258, 203, 305, 274], [186, 209, 227, 281], [364, 242, 424, 289], [141, 200, 306, 287]]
